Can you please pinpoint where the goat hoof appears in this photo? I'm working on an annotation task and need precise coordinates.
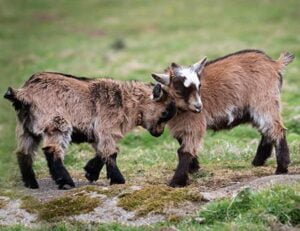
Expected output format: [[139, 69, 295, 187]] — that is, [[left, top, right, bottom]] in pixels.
[[110, 176, 125, 185], [84, 171, 99, 182], [169, 176, 188, 188], [56, 177, 75, 190], [189, 166, 200, 174], [252, 159, 265, 167], [24, 179, 39, 189], [275, 167, 288, 174]]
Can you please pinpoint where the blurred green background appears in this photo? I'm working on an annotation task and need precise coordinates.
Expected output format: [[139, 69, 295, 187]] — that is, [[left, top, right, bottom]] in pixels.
[[0, 0, 299, 188]]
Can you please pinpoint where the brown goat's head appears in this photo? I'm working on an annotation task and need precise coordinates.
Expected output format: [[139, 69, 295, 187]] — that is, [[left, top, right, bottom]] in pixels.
[[142, 84, 176, 137], [151, 57, 207, 113]]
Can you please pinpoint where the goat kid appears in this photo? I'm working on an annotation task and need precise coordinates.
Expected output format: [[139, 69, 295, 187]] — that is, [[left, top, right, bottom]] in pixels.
[[152, 49, 294, 187], [4, 72, 176, 189]]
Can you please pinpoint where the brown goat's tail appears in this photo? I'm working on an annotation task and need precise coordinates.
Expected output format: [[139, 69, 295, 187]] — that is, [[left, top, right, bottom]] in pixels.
[[277, 52, 295, 74]]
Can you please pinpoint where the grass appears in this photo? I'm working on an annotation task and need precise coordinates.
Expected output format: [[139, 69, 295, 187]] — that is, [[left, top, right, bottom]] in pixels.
[[0, 0, 300, 230], [196, 184, 300, 228]]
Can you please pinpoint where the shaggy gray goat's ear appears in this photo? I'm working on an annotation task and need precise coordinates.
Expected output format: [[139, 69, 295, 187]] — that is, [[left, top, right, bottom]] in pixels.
[[151, 73, 170, 85], [152, 84, 164, 101], [171, 62, 180, 68], [192, 57, 207, 74]]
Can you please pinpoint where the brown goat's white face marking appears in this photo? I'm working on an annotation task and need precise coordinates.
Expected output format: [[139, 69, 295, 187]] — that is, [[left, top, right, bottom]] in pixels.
[[177, 67, 200, 90], [152, 57, 207, 113]]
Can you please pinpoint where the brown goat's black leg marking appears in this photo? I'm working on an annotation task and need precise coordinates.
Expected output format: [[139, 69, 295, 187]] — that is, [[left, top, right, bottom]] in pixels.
[[106, 153, 125, 185], [252, 135, 273, 166], [275, 135, 290, 174], [84, 155, 105, 182], [169, 149, 192, 187], [17, 152, 39, 189], [43, 147, 75, 189], [189, 156, 200, 173]]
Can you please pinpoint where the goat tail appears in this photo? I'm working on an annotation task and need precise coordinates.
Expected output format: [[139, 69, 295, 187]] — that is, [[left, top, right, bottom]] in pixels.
[[277, 52, 295, 73], [4, 87, 18, 102], [4, 87, 30, 110]]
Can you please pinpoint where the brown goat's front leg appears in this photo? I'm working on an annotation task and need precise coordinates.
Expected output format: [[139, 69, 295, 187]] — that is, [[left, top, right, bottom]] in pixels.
[[106, 153, 125, 185], [169, 147, 193, 187], [189, 156, 200, 173]]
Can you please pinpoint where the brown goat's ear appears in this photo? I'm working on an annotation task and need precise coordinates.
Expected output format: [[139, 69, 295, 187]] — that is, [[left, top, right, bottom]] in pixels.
[[151, 73, 170, 85], [192, 57, 207, 74], [152, 84, 164, 101]]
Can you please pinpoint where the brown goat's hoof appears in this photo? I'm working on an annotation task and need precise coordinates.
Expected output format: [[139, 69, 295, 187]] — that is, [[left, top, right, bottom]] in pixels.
[[275, 167, 288, 175], [169, 177, 188, 188], [85, 172, 99, 182], [252, 159, 265, 167], [24, 179, 39, 189], [110, 175, 125, 185]]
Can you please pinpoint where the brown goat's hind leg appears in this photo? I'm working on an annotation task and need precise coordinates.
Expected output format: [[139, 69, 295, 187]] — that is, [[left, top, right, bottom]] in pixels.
[[43, 146, 75, 190], [252, 135, 273, 166], [275, 134, 290, 174], [169, 150, 192, 187], [84, 155, 105, 182], [106, 153, 125, 185]]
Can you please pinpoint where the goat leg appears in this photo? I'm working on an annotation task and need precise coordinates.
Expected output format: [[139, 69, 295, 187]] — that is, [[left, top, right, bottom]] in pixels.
[[84, 155, 105, 182], [106, 153, 125, 185]]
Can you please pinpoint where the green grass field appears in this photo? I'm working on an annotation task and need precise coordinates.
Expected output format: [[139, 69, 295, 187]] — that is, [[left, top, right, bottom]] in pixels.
[[0, 0, 299, 230]]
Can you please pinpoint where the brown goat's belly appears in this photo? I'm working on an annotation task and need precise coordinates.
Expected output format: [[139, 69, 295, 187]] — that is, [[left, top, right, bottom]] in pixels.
[[207, 110, 252, 131]]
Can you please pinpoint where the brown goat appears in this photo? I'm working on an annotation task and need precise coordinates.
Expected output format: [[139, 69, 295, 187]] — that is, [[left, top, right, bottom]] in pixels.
[[4, 72, 176, 189], [152, 49, 294, 187]]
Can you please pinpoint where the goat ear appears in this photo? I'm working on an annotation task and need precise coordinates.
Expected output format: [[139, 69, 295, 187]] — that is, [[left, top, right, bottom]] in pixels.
[[151, 73, 170, 85], [152, 84, 164, 101], [171, 62, 180, 68], [192, 57, 207, 74]]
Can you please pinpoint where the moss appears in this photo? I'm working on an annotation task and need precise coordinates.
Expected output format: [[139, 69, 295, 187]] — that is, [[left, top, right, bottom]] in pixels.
[[118, 185, 202, 216], [21, 193, 102, 221]]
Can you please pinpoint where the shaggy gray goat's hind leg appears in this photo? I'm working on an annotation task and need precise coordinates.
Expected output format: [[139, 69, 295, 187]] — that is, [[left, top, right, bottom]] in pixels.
[[106, 153, 125, 185], [43, 118, 74, 189], [43, 146, 75, 189], [16, 124, 41, 189], [275, 133, 290, 174], [252, 135, 273, 166], [84, 155, 105, 182]]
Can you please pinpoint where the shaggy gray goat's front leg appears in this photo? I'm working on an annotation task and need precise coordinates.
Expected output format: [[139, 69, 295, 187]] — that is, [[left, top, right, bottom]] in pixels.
[[106, 153, 125, 185], [86, 135, 125, 185]]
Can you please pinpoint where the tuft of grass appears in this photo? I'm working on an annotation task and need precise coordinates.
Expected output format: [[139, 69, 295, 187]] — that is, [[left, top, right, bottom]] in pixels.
[[197, 184, 300, 227], [118, 185, 202, 216], [21, 193, 101, 221]]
